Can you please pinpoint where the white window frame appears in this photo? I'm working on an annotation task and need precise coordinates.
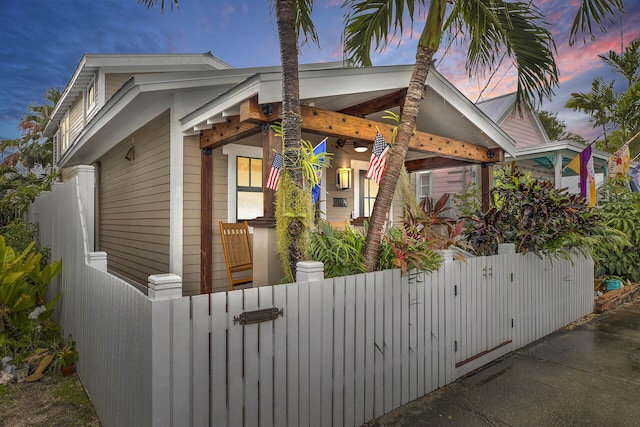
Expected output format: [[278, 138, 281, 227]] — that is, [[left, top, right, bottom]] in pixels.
[[86, 77, 96, 113], [60, 112, 70, 152], [223, 144, 263, 224], [351, 159, 393, 220], [415, 170, 432, 202]]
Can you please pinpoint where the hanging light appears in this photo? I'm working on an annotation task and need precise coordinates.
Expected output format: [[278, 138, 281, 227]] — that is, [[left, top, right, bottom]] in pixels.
[[354, 141, 368, 153]]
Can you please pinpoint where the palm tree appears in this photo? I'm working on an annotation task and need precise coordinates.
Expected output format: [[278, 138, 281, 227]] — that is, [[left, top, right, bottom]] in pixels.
[[141, 0, 319, 279], [271, 0, 319, 279], [1, 87, 60, 171], [343, 0, 562, 271], [565, 78, 616, 150], [343, 0, 625, 272]]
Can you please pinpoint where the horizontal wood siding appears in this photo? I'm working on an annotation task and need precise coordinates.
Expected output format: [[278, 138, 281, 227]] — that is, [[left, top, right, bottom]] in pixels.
[[211, 147, 230, 293], [68, 97, 84, 144], [183, 135, 201, 296], [501, 111, 545, 148], [98, 110, 171, 285], [105, 73, 133, 101], [430, 166, 476, 200]]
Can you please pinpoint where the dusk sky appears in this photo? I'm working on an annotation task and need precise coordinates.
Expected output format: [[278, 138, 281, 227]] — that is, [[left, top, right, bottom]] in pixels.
[[1, 0, 639, 142]]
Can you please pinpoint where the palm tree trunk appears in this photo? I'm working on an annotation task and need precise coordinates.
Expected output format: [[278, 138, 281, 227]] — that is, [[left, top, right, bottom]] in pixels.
[[276, 0, 303, 185], [275, 0, 305, 278], [363, 45, 435, 271]]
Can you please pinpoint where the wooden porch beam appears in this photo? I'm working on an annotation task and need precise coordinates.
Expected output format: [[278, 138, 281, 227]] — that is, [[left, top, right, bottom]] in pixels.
[[236, 97, 502, 164], [337, 89, 407, 116], [200, 116, 262, 149], [405, 157, 473, 172]]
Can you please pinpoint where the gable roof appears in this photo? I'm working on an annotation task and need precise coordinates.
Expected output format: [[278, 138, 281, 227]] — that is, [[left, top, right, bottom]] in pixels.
[[476, 92, 550, 145], [49, 54, 519, 167], [182, 65, 517, 157], [44, 52, 233, 137]]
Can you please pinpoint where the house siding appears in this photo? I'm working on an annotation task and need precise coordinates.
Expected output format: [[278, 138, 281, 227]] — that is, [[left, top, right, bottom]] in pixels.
[[500, 110, 545, 148], [182, 135, 202, 296], [97, 110, 171, 286], [430, 166, 477, 201], [68, 97, 83, 145], [211, 147, 231, 293], [105, 73, 132, 101]]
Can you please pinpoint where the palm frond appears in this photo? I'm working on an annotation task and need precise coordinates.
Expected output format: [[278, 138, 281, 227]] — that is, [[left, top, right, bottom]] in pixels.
[[342, 0, 416, 66], [449, 0, 558, 111], [569, 0, 624, 46]]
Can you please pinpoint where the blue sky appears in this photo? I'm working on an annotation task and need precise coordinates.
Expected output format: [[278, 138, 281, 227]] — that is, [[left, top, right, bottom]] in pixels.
[[1, 0, 639, 142]]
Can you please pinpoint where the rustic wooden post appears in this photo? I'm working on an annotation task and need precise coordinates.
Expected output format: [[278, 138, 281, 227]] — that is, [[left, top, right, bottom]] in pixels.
[[200, 148, 213, 294]]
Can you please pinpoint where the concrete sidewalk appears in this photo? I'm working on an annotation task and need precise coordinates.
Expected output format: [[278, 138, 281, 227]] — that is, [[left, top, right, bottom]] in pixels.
[[368, 297, 640, 426]]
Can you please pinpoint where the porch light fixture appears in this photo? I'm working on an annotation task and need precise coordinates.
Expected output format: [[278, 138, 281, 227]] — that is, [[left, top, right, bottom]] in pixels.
[[354, 141, 368, 153], [336, 167, 352, 190]]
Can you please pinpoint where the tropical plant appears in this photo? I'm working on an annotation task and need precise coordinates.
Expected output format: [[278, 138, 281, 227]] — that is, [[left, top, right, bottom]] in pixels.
[[592, 175, 640, 281], [403, 193, 468, 251], [462, 165, 602, 258], [56, 335, 79, 369], [0, 87, 60, 171], [0, 235, 61, 349], [310, 221, 442, 277], [310, 222, 367, 277], [566, 37, 640, 153]]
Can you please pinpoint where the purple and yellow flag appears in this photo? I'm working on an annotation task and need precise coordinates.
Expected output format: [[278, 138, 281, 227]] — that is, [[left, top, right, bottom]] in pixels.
[[567, 143, 596, 207]]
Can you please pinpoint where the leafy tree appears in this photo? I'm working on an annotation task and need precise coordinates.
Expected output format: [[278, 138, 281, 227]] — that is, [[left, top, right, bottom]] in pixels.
[[1, 88, 60, 171], [538, 110, 586, 144], [566, 37, 640, 153]]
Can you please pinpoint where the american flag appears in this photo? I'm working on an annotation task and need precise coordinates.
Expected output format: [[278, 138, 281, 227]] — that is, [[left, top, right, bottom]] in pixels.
[[366, 131, 390, 184], [266, 152, 283, 190]]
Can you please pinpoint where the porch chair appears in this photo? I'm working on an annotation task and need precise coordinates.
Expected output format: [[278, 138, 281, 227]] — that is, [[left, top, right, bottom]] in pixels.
[[219, 221, 253, 291]]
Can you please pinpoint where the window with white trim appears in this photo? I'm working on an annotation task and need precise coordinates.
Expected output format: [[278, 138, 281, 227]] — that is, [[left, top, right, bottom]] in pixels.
[[223, 144, 263, 223], [359, 170, 378, 217], [60, 112, 70, 152], [236, 156, 263, 221], [415, 171, 432, 202], [86, 78, 96, 112]]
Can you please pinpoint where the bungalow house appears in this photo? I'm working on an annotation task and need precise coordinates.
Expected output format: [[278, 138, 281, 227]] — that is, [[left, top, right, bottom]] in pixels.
[[44, 53, 516, 296]]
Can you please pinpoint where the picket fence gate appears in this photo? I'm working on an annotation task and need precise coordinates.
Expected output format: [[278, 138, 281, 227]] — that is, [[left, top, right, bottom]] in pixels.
[[29, 166, 594, 427]]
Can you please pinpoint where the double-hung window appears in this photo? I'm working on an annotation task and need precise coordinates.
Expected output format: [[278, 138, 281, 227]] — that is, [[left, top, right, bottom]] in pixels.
[[359, 170, 378, 217]]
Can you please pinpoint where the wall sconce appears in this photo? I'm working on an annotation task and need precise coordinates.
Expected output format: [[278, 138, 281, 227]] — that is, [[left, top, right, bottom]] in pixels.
[[125, 146, 135, 162], [336, 167, 352, 190]]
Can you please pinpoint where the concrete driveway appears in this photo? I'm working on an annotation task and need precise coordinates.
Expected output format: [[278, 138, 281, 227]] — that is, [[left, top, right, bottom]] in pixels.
[[367, 297, 640, 426]]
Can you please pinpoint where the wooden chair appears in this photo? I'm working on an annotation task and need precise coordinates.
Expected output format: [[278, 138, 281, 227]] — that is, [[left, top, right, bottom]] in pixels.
[[219, 221, 253, 291]]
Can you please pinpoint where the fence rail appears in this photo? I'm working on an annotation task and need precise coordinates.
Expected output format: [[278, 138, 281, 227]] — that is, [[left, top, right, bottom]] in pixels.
[[29, 166, 594, 427]]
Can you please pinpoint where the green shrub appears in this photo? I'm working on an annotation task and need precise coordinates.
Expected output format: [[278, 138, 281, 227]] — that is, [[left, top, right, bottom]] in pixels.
[[593, 176, 640, 281], [462, 165, 601, 258]]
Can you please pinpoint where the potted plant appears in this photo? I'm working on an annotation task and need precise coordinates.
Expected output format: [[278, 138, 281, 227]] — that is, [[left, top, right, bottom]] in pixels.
[[56, 336, 78, 377]]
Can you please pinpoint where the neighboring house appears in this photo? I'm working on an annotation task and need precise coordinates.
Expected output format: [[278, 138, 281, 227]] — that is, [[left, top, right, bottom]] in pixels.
[[44, 53, 515, 295], [428, 92, 612, 210]]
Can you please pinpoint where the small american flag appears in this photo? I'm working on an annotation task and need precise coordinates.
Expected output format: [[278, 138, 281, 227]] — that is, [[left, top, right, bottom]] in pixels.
[[266, 152, 283, 190], [366, 131, 390, 184]]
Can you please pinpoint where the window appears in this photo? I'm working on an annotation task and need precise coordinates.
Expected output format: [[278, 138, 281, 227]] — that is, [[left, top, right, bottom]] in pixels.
[[415, 171, 432, 202], [223, 144, 263, 223], [236, 156, 263, 221], [359, 170, 378, 217], [60, 113, 70, 152], [86, 78, 96, 112]]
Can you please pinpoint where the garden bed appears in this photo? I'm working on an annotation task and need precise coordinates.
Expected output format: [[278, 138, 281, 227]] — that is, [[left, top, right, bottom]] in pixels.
[[594, 282, 640, 313]]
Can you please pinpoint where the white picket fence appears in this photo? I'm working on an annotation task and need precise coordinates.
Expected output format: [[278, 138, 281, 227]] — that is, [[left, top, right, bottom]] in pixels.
[[29, 166, 594, 427]]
